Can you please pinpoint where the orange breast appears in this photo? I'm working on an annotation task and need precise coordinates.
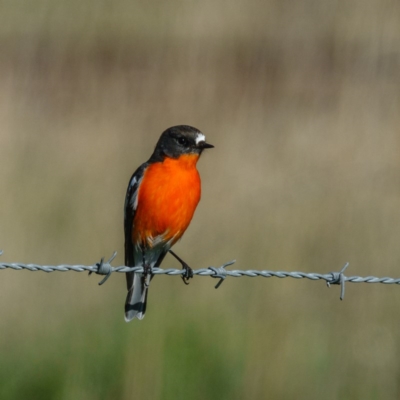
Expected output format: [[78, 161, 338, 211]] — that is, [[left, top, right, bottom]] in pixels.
[[133, 154, 201, 247]]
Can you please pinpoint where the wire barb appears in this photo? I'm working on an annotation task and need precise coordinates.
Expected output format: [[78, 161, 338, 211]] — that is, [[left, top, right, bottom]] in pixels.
[[208, 260, 236, 288], [89, 251, 117, 285], [326, 262, 350, 300]]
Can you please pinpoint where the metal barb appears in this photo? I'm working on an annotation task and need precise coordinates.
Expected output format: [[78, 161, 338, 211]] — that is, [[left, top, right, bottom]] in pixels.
[[91, 251, 117, 285], [208, 260, 236, 289], [0, 250, 3, 256], [327, 262, 349, 300]]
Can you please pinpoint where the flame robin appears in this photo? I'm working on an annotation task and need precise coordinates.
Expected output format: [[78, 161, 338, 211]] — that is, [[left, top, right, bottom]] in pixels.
[[124, 125, 214, 321]]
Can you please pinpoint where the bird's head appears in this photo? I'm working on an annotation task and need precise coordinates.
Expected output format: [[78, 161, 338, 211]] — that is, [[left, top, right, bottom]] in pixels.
[[151, 125, 214, 161]]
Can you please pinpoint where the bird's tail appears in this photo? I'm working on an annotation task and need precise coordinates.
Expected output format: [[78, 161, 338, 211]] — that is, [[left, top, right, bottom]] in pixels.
[[125, 272, 151, 321]]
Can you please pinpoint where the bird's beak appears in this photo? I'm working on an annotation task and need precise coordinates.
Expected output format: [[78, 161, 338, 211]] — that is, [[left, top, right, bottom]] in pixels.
[[197, 141, 214, 149]]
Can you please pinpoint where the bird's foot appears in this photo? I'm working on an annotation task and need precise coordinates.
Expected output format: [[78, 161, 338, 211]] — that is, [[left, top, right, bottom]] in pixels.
[[181, 264, 193, 285], [142, 262, 152, 280], [169, 250, 193, 285]]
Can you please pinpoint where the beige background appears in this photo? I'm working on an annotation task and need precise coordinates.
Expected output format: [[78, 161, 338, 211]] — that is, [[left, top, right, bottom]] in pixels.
[[0, 1, 400, 399]]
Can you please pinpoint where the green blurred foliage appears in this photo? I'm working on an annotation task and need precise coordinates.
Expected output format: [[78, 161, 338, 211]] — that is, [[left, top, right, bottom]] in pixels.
[[0, 0, 400, 399]]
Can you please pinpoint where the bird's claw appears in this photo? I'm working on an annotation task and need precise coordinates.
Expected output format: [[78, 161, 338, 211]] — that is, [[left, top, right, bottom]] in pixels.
[[169, 250, 194, 285], [143, 263, 152, 279], [181, 264, 193, 285]]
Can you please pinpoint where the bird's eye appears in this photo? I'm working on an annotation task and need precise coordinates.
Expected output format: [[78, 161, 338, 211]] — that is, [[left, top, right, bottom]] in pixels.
[[176, 137, 188, 146]]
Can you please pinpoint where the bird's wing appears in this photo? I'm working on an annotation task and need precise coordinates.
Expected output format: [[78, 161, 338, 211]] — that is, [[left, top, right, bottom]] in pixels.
[[124, 162, 148, 273]]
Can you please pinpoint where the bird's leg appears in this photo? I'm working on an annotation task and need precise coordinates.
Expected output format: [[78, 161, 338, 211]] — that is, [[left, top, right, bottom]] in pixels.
[[141, 247, 152, 279], [169, 250, 193, 285]]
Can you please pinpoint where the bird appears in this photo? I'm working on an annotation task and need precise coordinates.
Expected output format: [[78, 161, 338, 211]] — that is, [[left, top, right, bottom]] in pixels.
[[124, 125, 214, 321]]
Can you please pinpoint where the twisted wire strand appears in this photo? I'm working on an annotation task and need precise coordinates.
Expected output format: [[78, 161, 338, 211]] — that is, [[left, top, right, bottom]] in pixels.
[[1, 250, 400, 299]]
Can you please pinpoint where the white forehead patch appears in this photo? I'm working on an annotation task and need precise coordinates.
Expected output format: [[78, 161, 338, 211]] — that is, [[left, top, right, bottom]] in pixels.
[[195, 133, 206, 145]]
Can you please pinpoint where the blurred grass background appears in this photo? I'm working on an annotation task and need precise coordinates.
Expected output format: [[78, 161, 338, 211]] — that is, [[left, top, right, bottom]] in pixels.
[[0, 0, 400, 399]]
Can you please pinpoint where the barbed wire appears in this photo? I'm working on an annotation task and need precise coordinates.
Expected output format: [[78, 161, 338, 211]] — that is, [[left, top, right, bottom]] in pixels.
[[1, 250, 400, 300]]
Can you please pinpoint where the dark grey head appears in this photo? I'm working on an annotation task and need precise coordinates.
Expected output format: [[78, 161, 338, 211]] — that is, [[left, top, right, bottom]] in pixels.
[[149, 125, 214, 162]]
